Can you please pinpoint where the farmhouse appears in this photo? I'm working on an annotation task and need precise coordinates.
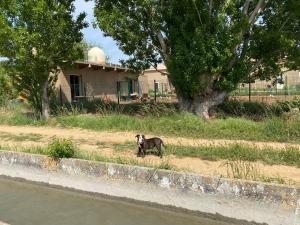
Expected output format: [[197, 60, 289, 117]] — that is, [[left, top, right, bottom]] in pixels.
[[56, 46, 300, 103], [55, 47, 138, 103], [138, 64, 174, 97]]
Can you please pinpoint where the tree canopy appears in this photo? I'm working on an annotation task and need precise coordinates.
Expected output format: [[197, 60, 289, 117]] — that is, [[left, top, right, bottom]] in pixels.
[[0, 0, 87, 119], [0, 63, 14, 105], [94, 0, 300, 119]]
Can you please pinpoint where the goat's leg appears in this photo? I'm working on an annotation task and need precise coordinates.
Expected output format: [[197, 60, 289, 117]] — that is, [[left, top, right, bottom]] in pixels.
[[137, 147, 142, 157], [141, 148, 146, 158], [156, 144, 163, 158]]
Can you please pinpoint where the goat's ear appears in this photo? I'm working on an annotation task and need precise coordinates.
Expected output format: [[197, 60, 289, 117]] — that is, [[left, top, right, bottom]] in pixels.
[[135, 135, 139, 138]]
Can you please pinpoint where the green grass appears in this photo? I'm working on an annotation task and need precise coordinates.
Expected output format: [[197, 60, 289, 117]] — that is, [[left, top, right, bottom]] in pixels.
[[96, 141, 107, 148], [108, 141, 300, 168], [165, 144, 300, 168], [223, 159, 295, 185], [112, 141, 136, 151], [0, 144, 177, 171], [54, 113, 300, 143], [1, 103, 300, 143], [0, 144, 49, 155], [0, 132, 43, 142]]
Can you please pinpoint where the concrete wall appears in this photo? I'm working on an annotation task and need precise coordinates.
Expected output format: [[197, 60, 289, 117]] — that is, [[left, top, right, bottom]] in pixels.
[[0, 151, 299, 225], [55, 67, 136, 102]]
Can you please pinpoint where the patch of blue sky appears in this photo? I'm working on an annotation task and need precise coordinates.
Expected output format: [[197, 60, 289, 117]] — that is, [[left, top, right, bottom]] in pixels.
[[74, 0, 129, 64]]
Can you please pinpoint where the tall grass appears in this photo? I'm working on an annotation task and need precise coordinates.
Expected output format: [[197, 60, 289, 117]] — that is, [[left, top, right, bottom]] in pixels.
[[51, 99, 178, 117], [1, 100, 300, 143], [55, 113, 300, 143], [223, 159, 294, 185], [223, 159, 261, 181]]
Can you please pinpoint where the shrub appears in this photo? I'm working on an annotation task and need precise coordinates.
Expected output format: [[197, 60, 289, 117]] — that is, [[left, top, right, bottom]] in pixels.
[[50, 98, 178, 117], [217, 99, 300, 119], [48, 138, 75, 159]]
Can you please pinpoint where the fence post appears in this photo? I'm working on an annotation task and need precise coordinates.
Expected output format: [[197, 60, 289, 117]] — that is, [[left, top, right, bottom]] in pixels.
[[284, 75, 287, 100], [59, 85, 63, 105], [117, 81, 120, 105], [286, 75, 289, 96], [248, 82, 251, 102], [154, 80, 157, 102]]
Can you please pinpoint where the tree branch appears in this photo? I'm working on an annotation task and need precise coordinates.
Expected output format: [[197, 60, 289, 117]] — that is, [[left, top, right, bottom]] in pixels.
[[156, 30, 169, 63], [239, 37, 250, 60], [192, 0, 203, 25], [228, 0, 267, 70], [242, 0, 251, 15], [248, 0, 266, 26], [147, 61, 169, 76], [228, 36, 249, 69], [208, 0, 213, 19], [249, 59, 263, 74]]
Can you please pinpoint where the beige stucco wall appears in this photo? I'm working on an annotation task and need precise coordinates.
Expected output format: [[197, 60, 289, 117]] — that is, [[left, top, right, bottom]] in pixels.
[[138, 69, 171, 94], [55, 67, 136, 102], [55, 70, 71, 102], [242, 70, 300, 90]]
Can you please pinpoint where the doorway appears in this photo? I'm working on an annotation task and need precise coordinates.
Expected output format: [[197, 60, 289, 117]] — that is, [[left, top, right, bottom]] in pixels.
[[70, 75, 82, 101]]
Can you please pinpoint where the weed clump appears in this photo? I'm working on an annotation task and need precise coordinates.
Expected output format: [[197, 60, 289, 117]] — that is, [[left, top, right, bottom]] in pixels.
[[48, 138, 75, 159]]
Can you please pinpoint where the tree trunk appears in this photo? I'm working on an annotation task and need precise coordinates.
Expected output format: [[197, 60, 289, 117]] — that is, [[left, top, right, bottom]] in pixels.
[[41, 79, 50, 120], [178, 91, 227, 120]]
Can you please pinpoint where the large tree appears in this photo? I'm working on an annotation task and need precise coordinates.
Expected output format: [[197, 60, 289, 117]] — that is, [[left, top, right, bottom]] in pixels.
[[94, 0, 300, 119], [0, 63, 14, 105], [0, 0, 87, 119]]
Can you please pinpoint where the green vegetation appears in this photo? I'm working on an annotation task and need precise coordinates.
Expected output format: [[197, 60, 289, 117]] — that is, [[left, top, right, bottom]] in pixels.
[[48, 138, 76, 159], [51, 99, 178, 117], [166, 144, 300, 168], [0, 132, 42, 142], [0, 144, 48, 155], [0, 0, 87, 119], [4, 140, 300, 169], [112, 141, 136, 152], [112, 142, 300, 168], [0, 144, 176, 171], [0, 65, 15, 106], [94, 0, 300, 119], [2, 100, 300, 143], [56, 113, 300, 143], [218, 99, 300, 119], [223, 159, 260, 181], [223, 159, 294, 185]]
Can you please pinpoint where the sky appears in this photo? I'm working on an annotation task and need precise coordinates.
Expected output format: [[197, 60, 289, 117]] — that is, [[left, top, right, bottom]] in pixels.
[[74, 0, 129, 64]]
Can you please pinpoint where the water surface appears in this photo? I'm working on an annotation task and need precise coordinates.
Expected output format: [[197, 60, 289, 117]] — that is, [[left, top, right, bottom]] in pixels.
[[0, 177, 253, 225]]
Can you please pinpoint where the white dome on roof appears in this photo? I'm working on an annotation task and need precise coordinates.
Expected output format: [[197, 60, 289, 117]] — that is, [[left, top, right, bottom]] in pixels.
[[88, 47, 106, 64]]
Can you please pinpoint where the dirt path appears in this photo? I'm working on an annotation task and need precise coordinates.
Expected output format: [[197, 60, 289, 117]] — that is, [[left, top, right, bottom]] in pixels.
[[0, 125, 299, 149], [0, 125, 300, 185]]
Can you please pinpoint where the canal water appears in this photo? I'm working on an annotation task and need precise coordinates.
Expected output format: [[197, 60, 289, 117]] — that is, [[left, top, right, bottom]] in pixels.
[[0, 177, 253, 225]]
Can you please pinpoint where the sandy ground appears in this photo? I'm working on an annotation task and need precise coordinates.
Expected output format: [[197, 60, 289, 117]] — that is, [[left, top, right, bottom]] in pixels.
[[0, 125, 299, 185]]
